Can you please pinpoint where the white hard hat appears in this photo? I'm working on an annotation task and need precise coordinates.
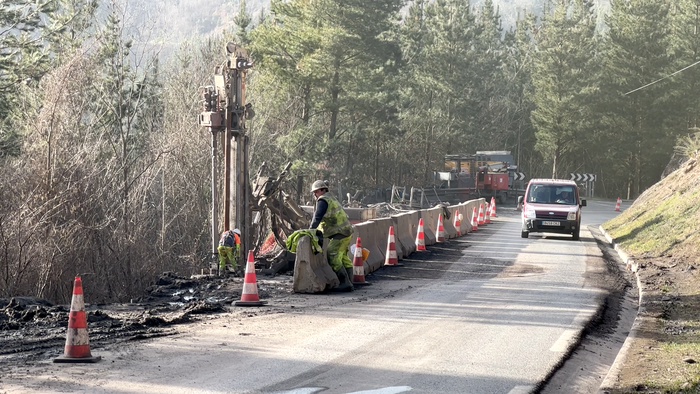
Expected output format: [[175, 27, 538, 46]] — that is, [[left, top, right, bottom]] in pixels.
[[310, 180, 329, 193], [233, 228, 241, 235]]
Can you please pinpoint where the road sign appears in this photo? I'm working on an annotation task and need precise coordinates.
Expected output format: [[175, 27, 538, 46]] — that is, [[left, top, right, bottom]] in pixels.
[[513, 172, 526, 181], [570, 173, 596, 182]]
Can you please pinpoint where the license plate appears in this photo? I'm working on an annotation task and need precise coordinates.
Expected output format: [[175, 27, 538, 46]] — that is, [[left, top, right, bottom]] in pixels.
[[542, 221, 560, 226]]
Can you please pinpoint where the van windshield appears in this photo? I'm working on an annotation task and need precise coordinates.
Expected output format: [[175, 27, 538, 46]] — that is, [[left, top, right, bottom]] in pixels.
[[527, 184, 577, 205]]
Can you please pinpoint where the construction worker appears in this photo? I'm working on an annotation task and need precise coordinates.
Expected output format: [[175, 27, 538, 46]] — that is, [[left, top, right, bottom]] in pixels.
[[217, 228, 241, 275], [309, 180, 354, 292]]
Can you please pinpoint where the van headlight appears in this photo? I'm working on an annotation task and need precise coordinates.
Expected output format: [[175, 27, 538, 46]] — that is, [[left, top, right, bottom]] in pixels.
[[524, 207, 536, 219], [567, 211, 577, 221]]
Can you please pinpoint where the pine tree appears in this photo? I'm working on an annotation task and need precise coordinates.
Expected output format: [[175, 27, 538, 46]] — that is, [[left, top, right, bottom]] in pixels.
[[600, 0, 674, 197], [249, 0, 402, 187], [530, 0, 599, 178], [234, 0, 252, 46]]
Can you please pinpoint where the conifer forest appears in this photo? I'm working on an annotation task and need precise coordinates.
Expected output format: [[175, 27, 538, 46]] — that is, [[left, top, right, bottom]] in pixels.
[[2, 0, 699, 302]]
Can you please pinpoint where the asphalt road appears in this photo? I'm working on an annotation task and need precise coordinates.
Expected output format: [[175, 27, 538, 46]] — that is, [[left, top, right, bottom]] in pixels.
[[1, 200, 628, 394]]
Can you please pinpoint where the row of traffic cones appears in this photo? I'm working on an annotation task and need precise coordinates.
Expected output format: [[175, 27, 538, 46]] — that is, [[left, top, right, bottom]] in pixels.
[[53, 250, 268, 363]]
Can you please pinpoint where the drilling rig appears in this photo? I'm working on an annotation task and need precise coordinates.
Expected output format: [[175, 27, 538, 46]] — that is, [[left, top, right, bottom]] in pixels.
[[198, 42, 255, 271]]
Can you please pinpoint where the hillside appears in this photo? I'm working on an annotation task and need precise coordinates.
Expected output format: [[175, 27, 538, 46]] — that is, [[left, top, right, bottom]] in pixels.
[[601, 157, 700, 393]]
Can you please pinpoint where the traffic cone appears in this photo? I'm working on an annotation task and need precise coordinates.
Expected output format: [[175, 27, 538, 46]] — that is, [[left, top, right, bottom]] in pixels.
[[352, 237, 371, 285], [478, 203, 486, 225], [471, 207, 478, 231], [436, 214, 446, 242], [615, 197, 621, 211], [490, 197, 497, 217], [484, 203, 491, 224], [54, 276, 100, 363], [384, 226, 403, 266], [415, 218, 426, 251], [235, 251, 268, 306], [453, 211, 462, 236]]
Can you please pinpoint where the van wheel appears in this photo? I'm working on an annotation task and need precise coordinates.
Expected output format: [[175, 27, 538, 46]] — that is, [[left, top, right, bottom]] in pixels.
[[572, 228, 580, 241], [521, 230, 529, 238]]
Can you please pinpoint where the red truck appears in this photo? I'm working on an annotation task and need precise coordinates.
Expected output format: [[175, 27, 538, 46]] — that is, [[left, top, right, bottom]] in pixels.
[[437, 152, 524, 204]]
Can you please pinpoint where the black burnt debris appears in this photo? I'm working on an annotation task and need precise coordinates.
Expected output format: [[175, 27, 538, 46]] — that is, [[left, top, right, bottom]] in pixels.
[[0, 271, 290, 364]]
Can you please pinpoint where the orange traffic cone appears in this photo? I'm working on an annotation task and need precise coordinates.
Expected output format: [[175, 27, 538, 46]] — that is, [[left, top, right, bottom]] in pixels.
[[54, 276, 100, 363], [454, 211, 462, 236], [235, 251, 268, 306], [490, 197, 497, 217], [384, 226, 403, 266], [615, 197, 621, 211], [436, 214, 446, 242], [478, 203, 486, 225], [471, 206, 478, 231], [415, 218, 426, 251], [352, 237, 371, 285], [484, 203, 491, 224]]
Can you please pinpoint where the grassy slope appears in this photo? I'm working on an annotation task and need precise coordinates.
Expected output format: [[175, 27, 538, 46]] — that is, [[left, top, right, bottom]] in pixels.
[[604, 158, 700, 263], [602, 157, 700, 393]]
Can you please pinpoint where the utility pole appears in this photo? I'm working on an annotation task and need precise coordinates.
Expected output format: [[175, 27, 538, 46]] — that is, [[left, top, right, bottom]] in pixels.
[[199, 43, 254, 272]]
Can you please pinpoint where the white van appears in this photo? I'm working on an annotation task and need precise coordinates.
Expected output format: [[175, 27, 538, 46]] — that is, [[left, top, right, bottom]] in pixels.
[[517, 179, 586, 240]]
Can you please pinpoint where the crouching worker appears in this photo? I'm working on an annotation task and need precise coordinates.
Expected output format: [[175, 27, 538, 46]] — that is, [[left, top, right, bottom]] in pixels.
[[309, 180, 354, 292], [217, 228, 241, 276]]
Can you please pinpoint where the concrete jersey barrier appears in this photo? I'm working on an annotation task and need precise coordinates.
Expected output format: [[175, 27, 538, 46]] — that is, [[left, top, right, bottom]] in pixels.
[[445, 205, 462, 238], [442, 206, 458, 238], [371, 217, 401, 260], [351, 221, 384, 274], [419, 209, 437, 245], [391, 212, 416, 257]]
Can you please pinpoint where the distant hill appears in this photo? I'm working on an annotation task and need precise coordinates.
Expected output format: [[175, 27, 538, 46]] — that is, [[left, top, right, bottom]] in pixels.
[[109, 0, 611, 58]]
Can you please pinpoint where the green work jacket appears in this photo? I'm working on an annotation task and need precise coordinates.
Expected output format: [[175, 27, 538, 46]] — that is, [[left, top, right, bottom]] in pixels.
[[317, 195, 353, 238]]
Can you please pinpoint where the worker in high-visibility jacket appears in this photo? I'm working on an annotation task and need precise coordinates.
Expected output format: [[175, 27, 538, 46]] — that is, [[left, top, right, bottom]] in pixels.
[[217, 228, 241, 275], [309, 180, 354, 292]]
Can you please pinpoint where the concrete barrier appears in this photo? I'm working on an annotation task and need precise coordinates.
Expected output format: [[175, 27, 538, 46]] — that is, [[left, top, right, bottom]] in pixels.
[[300, 206, 377, 222], [445, 205, 462, 238], [459, 202, 471, 235], [371, 217, 402, 261], [391, 212, 416, 257], [420, 208, 437, 245], [442, 206, 458, 238], [407, 211, 421, 251], [351, 221, 384, 273], [293, 236, 340, 293]]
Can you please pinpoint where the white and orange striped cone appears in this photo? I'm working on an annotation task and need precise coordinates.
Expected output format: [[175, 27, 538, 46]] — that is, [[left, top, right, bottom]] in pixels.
[[484, 203, 491, 224], [384, 226, 403, 266], [471, 207, 478, 231], [478, 203, 486, 225], [453, 211, 462, 236], [615, 197, 621, 211], [436, 214, 446, 242], [415, 218, 426, 250], [490, 196, 497, 217], [352, 237, 371, 285], [235, 251, 268, 306], [54, 276, 101, 363]]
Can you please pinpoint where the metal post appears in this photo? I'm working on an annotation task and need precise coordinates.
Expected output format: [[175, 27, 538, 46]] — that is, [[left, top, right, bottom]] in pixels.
[[211, 130, 219, 273], [224, 109, 232, 232]]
